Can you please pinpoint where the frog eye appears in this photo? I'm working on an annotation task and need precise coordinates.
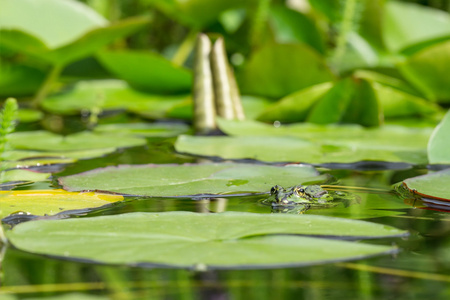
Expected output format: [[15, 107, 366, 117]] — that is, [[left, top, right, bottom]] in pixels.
[[294, 187, 305, 195], [270, 186, 279, 195]]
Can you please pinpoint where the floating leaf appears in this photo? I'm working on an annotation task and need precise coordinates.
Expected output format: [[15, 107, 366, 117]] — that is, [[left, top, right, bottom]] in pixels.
[[9, 131, 146, 152], [0, 169, 50, 184], [383, 1, 450, 52], [402, 168, 450, 201], [97, 51, 192, 94], [0, 63, 45, 97], [236, 43, 334, 99], [175, 119, 431, 164], [94, 123, 190, 138], [6, 212, 404, 268], [428, 109, 450, 164], [0, 189, 123, 219], [398, 40, 450, 102], [59, 163, 327, 196], [17, 108, 44, 123]]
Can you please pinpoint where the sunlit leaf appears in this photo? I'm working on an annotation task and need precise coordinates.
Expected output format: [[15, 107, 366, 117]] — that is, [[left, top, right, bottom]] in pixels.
[[97, 51, 192, 94], [9, 131, 146, 152], [383, 1, 450, 52], [236, 43, 334, 99], [94, 123, 190, 138], [402, 168, 450, 201], [59, 163, 327, 196], [17, 108, 43, 123], [0, 169, 50, 184], [0, 189, 123, 219], [174, 119, 432, 164], [6, 212, 404, 268], [428, 109, 450, 164], [398, 40, 450, 102]]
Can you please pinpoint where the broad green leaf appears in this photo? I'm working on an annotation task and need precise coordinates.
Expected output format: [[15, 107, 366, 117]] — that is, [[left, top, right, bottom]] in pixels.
[[9, 131, 146, 152], [0, 189, 123, 219], [3, 148, 116, 162], [0, 63, 45, 97], [0, 0, 149, 65], [94, 123, 189, 138], [59, 163, 327, 196], [6, 212, 404, 268], [0, 169, 50, 184], [257, 82, 333, 123], [268, 5, 325, 54], [402, 168, 450, 201], [398, 40, 450, 102], [0, 0, 107, 49], [428, 109, 450, 164], [97, 51, 192, 94], [383, 1, 450, 52], [236, 43, 334, 99], [41, 80, 190, 117], [144, 0, 245, 27], [175, 119, 432, 164], [306, 78, 354, 124]]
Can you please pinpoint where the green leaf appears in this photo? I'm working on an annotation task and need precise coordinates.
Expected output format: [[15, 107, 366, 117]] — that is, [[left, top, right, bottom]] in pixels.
[[257, 82, 333, 123], [174, 119, 432, 164], [236, 43, 334, 99], [0, 0, 149, 65], [59, 163, 327, 196], [97, 51, 192, 94], [144, 0, 245, 28], [0, 0, 107, 49], [428, 109, 450, 164], [17, 108, 43, 123], [9, 131, 146, 152], [268, 5, 326, 54], [0, 189, 123, 219], [402, 168, 450, 201], [6, 212, 404, 268], [398, 40, 450, 102], [0, 169, 50, 184], [0, 63, 46, 97], [383, 1, 450, 52], [94, 123, 189, 138]]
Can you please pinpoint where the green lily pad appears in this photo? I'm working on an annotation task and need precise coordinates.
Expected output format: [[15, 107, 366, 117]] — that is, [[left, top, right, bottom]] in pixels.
[[3, 148, 116, 164], [428, 109, 450, 164], [0, 63, 46, 97], [97, 50, 192, 94], [17, 108, 44, 123], [402, 168, 450, 201], [6, 212, 404, 268], [175, 119, 432, 164], [9, 131, 146, 152], [0, 189, 123, 219], [398, 40, 450, 102], [383, 1, 450, 53], [59, 163, 327, 196], [0, 169, 50, 184], [236, 43, 334, 99], [94, 123, 190, 138]]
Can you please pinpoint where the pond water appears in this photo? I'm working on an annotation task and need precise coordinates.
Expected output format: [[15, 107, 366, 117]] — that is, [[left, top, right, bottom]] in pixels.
[[1, 130, 450, 299]]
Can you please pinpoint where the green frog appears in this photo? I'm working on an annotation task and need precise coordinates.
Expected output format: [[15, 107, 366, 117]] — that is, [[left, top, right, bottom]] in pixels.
[[264, 184, 359, 214]]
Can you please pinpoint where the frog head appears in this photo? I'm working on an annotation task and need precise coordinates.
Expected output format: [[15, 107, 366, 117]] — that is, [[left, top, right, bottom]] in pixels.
[[269, 184, 331, 205]]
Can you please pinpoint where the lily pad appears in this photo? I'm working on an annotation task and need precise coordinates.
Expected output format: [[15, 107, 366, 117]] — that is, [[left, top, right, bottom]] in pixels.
[[0, 169, 50, 184], [9, 131, 146, 152], [402, 168, 450, 201], [174, 119, 432, 164], [0, 189, 123, 219], [428, 109, 450, 164], [59, 163, 327, 196], [6, 212, 404, 268], [93, 123, 190, 138]]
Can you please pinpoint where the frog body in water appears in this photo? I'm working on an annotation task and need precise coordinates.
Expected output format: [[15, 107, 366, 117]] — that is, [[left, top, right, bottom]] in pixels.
[[270, 184, 333, 205], [265, 184, 359, 214]]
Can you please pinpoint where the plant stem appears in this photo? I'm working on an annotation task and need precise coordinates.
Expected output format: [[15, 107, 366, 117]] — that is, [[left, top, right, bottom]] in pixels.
[[32, 64, 63, 108], [172, 29, 198, 67]]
